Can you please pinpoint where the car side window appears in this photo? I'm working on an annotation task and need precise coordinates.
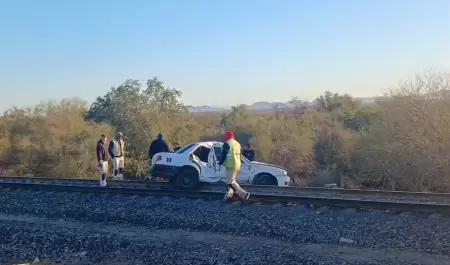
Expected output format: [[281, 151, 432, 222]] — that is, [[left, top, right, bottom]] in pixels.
[[193, 146, 211, 163]]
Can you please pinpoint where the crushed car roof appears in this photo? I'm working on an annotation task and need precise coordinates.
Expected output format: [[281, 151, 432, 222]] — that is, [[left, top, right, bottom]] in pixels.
[[197, 141, 223, 148]]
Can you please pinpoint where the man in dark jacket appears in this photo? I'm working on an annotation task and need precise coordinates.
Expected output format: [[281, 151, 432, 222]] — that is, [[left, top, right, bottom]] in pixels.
[[242, 142, 255, 161], [96, 133, 109, 187], [148, 133, 170, 160]]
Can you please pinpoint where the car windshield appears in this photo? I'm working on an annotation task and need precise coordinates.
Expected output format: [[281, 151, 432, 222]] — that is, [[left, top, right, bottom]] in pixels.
[[176, 143, 195, 154]]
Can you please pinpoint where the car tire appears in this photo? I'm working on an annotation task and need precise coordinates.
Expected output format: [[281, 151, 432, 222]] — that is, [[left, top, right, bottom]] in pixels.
[[253, 173, 278, 186], [175, 167, 200, 190]]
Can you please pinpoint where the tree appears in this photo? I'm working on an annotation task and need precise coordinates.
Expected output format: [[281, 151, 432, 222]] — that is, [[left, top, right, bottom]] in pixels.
[[86, 77, 202, 178], [1, 72, 450, 193], [352, 71, 450, 191], [220, 105, 262, 143], [251, 110, 317, 184], [1, 99, 112, 178], [315, 91, 356, 113]]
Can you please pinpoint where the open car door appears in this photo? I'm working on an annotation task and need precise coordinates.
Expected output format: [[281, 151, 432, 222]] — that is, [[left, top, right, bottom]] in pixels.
[[207, 149, 216, 169], [204, 147, 222, 181], [211, 143, 226, 181]]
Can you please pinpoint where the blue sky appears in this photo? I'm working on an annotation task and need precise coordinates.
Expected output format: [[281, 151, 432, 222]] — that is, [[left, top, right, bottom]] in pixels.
[[1, 0, 450, 111]]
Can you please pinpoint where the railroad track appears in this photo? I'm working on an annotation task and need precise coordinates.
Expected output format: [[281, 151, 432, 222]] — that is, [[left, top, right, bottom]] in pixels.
[[1, 176, 450, 215]]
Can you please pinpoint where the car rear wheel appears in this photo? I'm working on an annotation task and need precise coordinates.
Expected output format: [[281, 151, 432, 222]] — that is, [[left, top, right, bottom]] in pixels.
[[253, 173, 278, 186], [174, 167, 199, 190]]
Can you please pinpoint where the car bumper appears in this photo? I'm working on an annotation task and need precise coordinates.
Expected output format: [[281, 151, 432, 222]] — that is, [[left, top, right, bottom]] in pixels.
[[149, 164, 180, 179], [276, 176, 291, 187]]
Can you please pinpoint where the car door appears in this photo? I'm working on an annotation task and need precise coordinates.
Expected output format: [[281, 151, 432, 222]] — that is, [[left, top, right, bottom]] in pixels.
[[236, 156, 251, 183], [188, 152, 204, 177], [212, 145, 250, 183], [203, 148, 220, 181], [190, 146, 215, 181], [212, 145, 226, 181]]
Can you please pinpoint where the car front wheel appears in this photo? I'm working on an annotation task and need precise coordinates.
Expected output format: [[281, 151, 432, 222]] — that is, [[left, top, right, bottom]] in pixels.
[[174, 167, 200, 190], [253, 173, 278, 186]]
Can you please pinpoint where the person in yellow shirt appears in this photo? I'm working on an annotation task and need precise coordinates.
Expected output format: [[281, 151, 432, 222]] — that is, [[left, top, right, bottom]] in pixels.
[[217, 131, 251, 201]]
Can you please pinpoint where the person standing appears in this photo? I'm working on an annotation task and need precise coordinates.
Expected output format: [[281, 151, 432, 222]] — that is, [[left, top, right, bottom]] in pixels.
[[147, 132, 171, 181], [217, 131, 250, 201], [96, 133, 109, 187], [108, 132, 125, 180], [148, 132, 170, 160], [242, 142, 255, 161]]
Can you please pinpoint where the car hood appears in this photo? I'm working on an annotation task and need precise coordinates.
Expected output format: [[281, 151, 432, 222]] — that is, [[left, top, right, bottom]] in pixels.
[[153, 152, 172, 158], [251, 161, 287, 171]]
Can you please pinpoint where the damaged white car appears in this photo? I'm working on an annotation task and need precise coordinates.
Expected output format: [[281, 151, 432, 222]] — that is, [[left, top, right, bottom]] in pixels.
[[147, 141, 291, 189]]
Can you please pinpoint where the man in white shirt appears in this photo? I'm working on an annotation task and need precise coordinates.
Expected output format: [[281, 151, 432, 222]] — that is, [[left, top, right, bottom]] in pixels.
[[108, 132, 125, 180]]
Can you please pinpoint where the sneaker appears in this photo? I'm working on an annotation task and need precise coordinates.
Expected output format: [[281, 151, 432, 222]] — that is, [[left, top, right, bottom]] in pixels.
[[100, 180, 107, 187], [223, 193, 233, 201]]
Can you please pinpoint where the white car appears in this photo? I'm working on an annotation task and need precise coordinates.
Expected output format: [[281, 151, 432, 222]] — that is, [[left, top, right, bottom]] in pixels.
[[148, 141, 291, 189]]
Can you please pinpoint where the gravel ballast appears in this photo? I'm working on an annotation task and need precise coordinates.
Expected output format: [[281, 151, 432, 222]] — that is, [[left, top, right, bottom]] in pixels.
[[0, 189, 449, 264], [0, 215, 448, 265]]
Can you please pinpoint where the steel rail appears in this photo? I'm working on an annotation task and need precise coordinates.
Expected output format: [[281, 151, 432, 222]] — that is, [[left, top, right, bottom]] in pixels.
[[1, 176, 450, 204], [1, 181, 449, 215]]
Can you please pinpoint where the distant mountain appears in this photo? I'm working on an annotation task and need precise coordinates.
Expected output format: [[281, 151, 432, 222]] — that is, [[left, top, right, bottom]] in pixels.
[[186, 105, 228, 112], [186, 102, 289, 113], [187, 97, 378, 113], [355, 97, 377, 104], [248, 101, 282, 110]]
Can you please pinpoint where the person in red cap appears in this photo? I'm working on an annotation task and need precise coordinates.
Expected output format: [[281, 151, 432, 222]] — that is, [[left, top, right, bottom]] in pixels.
[[217, 130, 251, 200]]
